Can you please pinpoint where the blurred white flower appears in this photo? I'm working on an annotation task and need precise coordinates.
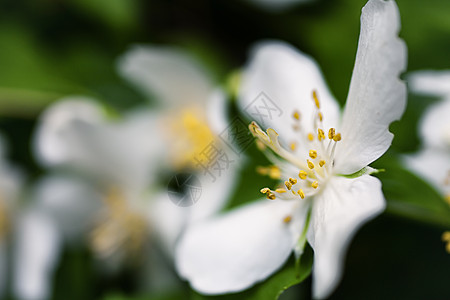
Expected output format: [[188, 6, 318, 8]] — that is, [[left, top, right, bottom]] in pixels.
[[175, 0, 406, 298], [0, 135, 58, 300], [118, 45, 242, 250], [405, 71, 450, 199], [404, 70, 450, 252], [32, 46, 241, 292], [34, 98, 162, 267]]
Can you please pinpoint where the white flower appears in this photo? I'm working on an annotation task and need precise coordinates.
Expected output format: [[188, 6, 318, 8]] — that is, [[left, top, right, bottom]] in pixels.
[[404, 71, 450, 199], [117, 45, 242, 250], [0, 135, 58, 300], [32, 46, 240, 291], [34, 98, 162, 267], [404, 71, 450, 252], [175, 0, 406, 298]]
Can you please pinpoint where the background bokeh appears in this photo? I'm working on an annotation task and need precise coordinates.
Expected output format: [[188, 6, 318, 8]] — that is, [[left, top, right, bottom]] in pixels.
[[0, 0, 449, 299]]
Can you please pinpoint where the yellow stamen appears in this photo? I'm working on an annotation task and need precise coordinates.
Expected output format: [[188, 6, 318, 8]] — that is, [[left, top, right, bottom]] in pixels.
[[333, 133, 342, 142], [290, 142, 297, 151], [283, 215, 292, 223], [167, 109, 216, 169], [312, 181, 319, 189], [442, 231, 450, 253], [312, 90, 320, 109], [307, 159, 315, 169], [319, 160, 326, 167], [275, 188, 287, 193], [256, 166, 281, 180], [309, 150, 318, 159], [442, 231, 450, 241], [260, 187, 270, 194], [318, 128, 325, 141], [267, 192, 276, 200], [318, 112, 323, 122], [289, 177, 297, 185], [298, 170, 308, 180], [328, 128, 335, 140], [91, 187, 147, 259], [293, 110, 300, 121], [285, 181, 293, 190], [307, 133, 314, 141], [297, 189, 305, 199]]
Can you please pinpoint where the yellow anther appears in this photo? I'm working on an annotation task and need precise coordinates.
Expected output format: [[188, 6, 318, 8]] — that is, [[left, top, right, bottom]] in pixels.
[[283, 215, 292, 223], [260, 187, 270, 194], [319, 160, 326, 167], [318, 128, 325, 141], [442, 231, 450, 241], [307, 133, 314, 141], [293, 110, 300, 121], [328, 128, 335, 140], [275, 188, 287, 193], [312, 181, 319, 189], [312, 90, 320, 109], [266, 192, 276, 200], [297, 189, 305, 199], [269, 167, 281, 179], [307, 159, 315, 169], [318, 112, 323, 122], [442, 231, 450, 253], [333, 133, 342, 142], [289, 177, 297, 185], [257, 166, 281, 180], [298, 170, 308, 180], [285, 181, 293, 190], [309, 150, 318, 159], [290, 142, 297, 151]]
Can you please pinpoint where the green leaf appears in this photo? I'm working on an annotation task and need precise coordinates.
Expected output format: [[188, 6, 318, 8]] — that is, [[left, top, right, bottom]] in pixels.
[[373, 155, 450, 228], [191, 247, 313, 300]]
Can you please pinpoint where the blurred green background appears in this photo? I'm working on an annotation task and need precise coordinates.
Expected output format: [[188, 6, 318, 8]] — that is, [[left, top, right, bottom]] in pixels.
[[0, 0, 449, 299]]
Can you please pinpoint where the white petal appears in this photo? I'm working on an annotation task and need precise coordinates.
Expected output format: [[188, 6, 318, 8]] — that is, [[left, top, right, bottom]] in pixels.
[[403, 148, 450, 196], [149, 162, 241, 255], [175, 199, 307, 294], [408, 70, 450, 98], [307, 175, 385, 299], [418, 98, 450, 150], [206, 89, 230, 136], [238, 41, 340, 152], [335, 0, 407, 174], [33, 97, 104, 167], [35, 98, 163, 188], [33, 174, 102, 242], [13, 210, 61, 300], [117, 45, 214, 107]]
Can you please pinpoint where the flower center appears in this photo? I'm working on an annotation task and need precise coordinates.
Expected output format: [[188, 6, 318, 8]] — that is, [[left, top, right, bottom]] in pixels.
[[250, 90, 342, 204], [90, 187, 147, 260], [165, 107, 216, 170]]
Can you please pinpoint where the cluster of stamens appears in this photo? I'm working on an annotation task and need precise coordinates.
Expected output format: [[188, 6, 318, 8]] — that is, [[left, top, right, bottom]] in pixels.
[[252, 90, 342, 205], [90, 187, 147, 259]]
